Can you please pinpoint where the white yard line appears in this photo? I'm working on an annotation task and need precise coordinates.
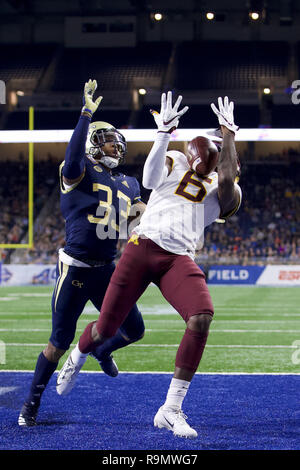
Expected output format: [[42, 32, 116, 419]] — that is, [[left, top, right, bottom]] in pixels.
[[0, 386, 19, 395], [6, 293, 52, 297], [0, 328, 51, 332], [1, 312, 300, 318], [1, 322, 300, 332], [2, 342, 298, 349], [0, 370, 299, 376], [0, 328, 299, 333], [1, 319, 300, 325], [0, 312, 52, 316]]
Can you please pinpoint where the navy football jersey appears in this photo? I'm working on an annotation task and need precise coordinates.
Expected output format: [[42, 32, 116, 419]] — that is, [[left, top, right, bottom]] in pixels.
[[59, 158, 141, 262]]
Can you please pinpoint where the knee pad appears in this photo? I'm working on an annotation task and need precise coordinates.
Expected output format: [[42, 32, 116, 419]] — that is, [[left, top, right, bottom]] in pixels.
[[187, 313, 212, 335]]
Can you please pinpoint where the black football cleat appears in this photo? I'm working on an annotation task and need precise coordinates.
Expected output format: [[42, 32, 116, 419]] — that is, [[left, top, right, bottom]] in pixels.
[[18, 402, 39, 427], [89, 352, 119, 377]]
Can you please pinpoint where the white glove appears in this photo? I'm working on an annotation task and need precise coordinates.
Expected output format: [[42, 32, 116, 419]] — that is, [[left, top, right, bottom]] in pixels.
[[150, 91, 189, 134], [211, 96, 239, 134], [82, 79, 103, 117]]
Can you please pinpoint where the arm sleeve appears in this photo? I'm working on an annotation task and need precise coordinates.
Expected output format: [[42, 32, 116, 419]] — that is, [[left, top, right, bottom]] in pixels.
[[142, 132, 171, 190], [219, 184, 242, 219], [62, 114, 91, 180]]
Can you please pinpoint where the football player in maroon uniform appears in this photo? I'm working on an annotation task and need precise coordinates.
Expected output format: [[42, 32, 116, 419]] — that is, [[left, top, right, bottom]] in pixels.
[[57, 93, 242, 438]]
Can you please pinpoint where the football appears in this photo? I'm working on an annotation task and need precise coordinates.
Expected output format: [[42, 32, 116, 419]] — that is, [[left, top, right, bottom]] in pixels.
[[187, 136, 219, 176]]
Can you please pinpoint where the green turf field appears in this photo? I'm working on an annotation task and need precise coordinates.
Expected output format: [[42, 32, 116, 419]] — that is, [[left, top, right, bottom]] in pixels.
[[0, 285, 299, 374]]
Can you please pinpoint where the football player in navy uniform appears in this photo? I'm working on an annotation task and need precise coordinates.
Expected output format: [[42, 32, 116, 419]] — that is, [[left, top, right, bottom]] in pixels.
[[18, 79, 145, 426]]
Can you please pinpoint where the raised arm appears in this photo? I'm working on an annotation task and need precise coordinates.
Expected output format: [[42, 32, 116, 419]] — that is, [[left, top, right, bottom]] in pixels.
[[63, 79, 103, 184], [211, 96, 241, 217], [142, 91, 188, 190]]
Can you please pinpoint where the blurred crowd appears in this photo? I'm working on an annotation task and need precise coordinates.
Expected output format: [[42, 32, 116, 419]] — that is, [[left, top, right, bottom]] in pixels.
[[0, 156, 63, 263], [197, 160, 300, 265], [1, 155, 299, 266], [12, 198, 65, 264], [0, 160, 29, 248]]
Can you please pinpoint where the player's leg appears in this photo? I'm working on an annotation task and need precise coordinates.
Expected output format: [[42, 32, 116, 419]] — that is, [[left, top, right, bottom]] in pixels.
[[119, 305, 145, 347], [18, 262, 89, 426], [89, 303, 145, 376], [77, 263, 145, 376], [88, 240, 150, 345], [154, 254, 214, 438], [89, 262, 145, 375], [57, 238, 151, 395]]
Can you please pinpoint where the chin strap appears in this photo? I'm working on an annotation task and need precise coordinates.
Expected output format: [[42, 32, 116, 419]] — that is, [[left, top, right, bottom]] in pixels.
[[86, 152, 119, 168], [100, 156, 119, 169]]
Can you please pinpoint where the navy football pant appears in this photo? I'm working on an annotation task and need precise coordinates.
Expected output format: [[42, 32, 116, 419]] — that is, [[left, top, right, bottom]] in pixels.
[[49, 260, 144, 351]]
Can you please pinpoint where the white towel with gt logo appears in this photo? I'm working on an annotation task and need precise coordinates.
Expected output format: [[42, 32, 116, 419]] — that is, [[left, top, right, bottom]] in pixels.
[[135, 150, 221, 259]]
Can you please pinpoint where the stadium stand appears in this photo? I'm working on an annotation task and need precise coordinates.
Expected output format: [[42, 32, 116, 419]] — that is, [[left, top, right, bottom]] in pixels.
[[12, 196, 64, 264], [175, 41, 290, 90], [0, 44, 56, 83], [0, 34, 299, 264], [0, 160, 29, 248], [0, 40, 290, 94], [3, 155, 299, 266], [0, 40, 297, 129], [198, 158, 300, 266], [51, 42, 172, 92], [271, 104, 300, 128], [4, 109, 132, 130], [0, 157, 61, 262], [136, 104, 261, 129]]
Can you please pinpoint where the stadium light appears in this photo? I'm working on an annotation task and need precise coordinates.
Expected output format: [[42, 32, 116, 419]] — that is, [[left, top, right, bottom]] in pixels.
[[263, 87, 271, 95], [206, 12, 215, 20], [154, 12, 163, 21], [250, 12, 260, 20]]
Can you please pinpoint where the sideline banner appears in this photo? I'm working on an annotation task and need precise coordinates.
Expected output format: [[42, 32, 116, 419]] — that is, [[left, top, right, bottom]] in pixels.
[[207, 265, 300, 285], [0, 264, 300, 287], [207, 265, 265, 285], [256, 265, 300, 286], [0, 265, 56, 286]]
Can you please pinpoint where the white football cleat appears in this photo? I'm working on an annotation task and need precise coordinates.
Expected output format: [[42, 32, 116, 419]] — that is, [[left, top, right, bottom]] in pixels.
[[56, 354, 83, 396], [154, 406, 198, 439]]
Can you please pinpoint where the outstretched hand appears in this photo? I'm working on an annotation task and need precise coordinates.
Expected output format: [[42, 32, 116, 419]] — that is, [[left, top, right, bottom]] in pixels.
[[150, 91, 189, 134], [82, 79, 103, 117], [211, 96, 239, 134]]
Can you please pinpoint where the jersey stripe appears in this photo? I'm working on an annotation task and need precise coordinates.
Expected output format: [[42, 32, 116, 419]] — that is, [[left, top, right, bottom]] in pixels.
[[54, 262, 69, 312]]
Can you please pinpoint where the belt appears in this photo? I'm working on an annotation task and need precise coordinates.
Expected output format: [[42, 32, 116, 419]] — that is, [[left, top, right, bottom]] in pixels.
[[63, 249, 112, 267]]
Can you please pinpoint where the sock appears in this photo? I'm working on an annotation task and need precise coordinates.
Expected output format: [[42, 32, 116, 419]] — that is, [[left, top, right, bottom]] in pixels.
[[92, 330, 131, 360], [70, 343, 88, 366], [163, 378, 190, 410], [78, 321, 98, 354], [26, 352, 58, 407]]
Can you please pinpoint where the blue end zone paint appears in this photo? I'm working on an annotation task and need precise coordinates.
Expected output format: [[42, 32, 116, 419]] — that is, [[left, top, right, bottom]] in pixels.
[[0, 372, 299, 450]]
